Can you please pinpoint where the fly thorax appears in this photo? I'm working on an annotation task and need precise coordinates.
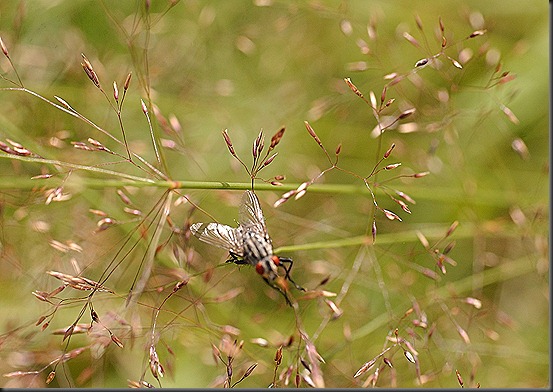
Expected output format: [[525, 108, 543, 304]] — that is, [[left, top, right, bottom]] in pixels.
[[242, 231, 273, 266]]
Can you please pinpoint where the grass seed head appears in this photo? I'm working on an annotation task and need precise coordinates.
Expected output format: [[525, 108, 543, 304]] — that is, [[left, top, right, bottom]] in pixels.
[[244, 363, 258, 378], [399, 108, 416, 119], [354, 357, 378, 378], [111, 333, 124, 348], [222, 129, 236, 156], [369, 91, 377, 109], [0, 36, 9, 57], [450, 57, 463, 69], [415, 58, 428, 67], [385, 163, 401, 170], [469, 29, 487, 38], [117, 189, 132, 205], [413, 171, 429, 178], [380, 86, 387, 104], [45, 371, 56, 384], [464, 297, 482, 309], [457, 325, 471, 344], [404, 350, 416, 364], [403, 31, 420, 48], [113, 81, 119, 101], [261, 152, 278, 168], [124, 72, 132, 90], [344, 77, 366, 102], [415, 14, 423, 30], [383, 209, 402, 221], [140, 99, 148, 114], [443, 240, 456, 254], [456, 369, 464, 387], [96, 217, 116, 232], [396, 190, 415, 204], [250, 338, 269, 347], [446, 220, 459, 236], [270, 126, 285, 148], [149, 345, 164, 379], [500, 104, 519, 124], [304, 121, 322, 145], [384, 143, 396, 158], [275, 346, 283, 365], [169, 114, 182, 134], [252, 129, 264, 159], [54, 95, 74, 110], [80, 53, 101, 88]]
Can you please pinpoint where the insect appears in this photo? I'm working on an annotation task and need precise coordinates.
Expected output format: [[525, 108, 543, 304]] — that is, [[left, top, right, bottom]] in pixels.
[[190, 190, 304, 305]]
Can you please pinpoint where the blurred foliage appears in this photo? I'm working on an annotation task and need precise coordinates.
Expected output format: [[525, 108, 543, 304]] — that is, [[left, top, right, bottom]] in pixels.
[[0, 0, 548, 388]]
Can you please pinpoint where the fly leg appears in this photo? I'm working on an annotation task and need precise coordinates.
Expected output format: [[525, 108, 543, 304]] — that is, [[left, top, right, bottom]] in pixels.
[[262, 276, 293, 307], [226, 251, 247, 265], [277, 257, 306, 292]]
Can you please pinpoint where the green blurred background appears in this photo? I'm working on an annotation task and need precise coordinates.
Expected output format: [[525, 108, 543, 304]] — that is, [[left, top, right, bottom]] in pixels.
[[0, 0, 548, 388]]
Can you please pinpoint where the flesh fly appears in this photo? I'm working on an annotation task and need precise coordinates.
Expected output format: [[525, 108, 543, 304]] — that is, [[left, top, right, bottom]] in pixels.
[[190, 190, 303, 305]]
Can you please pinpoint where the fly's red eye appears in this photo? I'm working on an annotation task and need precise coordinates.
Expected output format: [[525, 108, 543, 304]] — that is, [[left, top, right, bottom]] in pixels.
[[255, 262, 265, 275], [272, 255, 280, 266]]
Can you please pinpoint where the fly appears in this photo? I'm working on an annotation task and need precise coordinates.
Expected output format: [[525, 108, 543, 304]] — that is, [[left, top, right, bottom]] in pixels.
[[190, 190, 304, 305]]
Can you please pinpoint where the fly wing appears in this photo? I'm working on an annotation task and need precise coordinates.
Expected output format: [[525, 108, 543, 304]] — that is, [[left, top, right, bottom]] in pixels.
[[190, 222, 244, 256], [238, 190, 269, 239]]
